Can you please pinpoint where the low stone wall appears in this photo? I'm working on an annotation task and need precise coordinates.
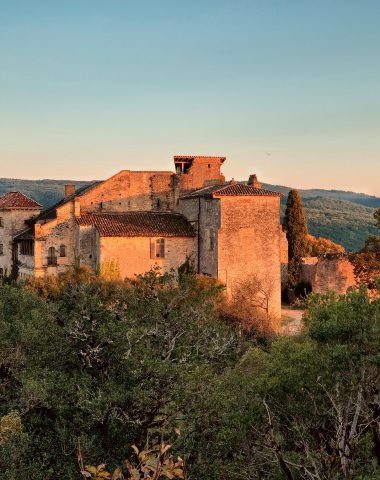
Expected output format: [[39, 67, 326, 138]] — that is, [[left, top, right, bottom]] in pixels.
[[301, 253, 356, 295]]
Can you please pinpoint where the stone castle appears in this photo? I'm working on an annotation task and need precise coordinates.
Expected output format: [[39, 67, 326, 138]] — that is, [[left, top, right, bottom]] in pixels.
[[0, 155, 284, 318]]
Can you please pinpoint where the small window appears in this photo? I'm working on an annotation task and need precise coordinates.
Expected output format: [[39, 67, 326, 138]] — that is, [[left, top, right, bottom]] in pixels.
[[59, 245, 66, 257], [209, 228, 215, 251], [0, 217, 4, 227], [0, 243, 3, 255], [47, 247, 57, 266], [151, 238, 165, 259], [20, 240, 34, 256], [156, 198, 161, 208]]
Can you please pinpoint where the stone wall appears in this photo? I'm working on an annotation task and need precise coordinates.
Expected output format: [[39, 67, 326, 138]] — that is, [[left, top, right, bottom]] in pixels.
[[0, 209, 40, 276], [99, 236, 195, 279], [34, 203, 77, 277], [78, 225, 99, 271], [217, 196, 282, 320], [300, 257, 318, 285], [79, 171, 175, 214], [313, 254, 356, 294], [177, 157, 225, 191]]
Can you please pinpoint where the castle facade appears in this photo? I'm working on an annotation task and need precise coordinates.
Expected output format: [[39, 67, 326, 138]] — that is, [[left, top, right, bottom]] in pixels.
[[0, 156, 284, 318]]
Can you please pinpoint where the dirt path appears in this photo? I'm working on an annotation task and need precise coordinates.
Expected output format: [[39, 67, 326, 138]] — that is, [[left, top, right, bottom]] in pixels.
[[280, 308, 303, 335]]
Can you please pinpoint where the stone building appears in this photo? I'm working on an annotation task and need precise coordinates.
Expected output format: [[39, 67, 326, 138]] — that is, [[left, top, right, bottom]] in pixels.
[[0, 192, 42, 277], [0, 155, 283, 319]]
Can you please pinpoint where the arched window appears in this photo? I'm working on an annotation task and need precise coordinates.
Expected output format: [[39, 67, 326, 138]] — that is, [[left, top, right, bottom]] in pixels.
[[59, 245, 66, 257], [47, 247, 57, 265]]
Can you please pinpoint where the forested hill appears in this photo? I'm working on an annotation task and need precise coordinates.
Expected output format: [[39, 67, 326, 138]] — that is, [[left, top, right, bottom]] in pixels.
[[0, 178, 89, 209], [0, 178, 379, 252], [263, 183, 380, 252]]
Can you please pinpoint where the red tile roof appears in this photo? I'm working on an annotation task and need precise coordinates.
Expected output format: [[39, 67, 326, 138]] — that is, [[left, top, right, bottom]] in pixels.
[[76, 212, 195, 237], [0, 191, 42, 210], [181, 183, 283, 198], [213, 183, 282, 197]]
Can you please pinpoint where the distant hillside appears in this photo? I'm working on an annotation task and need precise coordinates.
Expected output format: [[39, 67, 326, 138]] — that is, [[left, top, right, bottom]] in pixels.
[[280, 197, 378, 252], [0, 178, 90, 208], [263, 183, 380, 209], [0, 178, 379, 252]]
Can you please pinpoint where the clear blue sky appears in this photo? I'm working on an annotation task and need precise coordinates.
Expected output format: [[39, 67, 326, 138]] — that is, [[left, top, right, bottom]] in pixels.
[[1, 0, 379, 195]]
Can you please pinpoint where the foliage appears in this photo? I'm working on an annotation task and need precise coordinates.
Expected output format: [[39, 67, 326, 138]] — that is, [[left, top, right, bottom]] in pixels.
[[284, 189, 310, 287], [79, 441, 185, 480], [351, 235, 380, 289], [1, 271, 380, 479], [180, 286, 380, 479], [0, 412, 23, 447], [100, 259, 121, 281], [307, 234, 345, 256], [0, 271, 241, 479]]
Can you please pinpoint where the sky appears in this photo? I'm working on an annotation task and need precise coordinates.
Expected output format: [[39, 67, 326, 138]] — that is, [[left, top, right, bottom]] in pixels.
[[0, 1, 379, 195]]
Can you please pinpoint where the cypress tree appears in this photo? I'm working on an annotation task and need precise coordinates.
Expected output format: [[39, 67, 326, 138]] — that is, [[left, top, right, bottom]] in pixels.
[[284, 189, 310, 288]]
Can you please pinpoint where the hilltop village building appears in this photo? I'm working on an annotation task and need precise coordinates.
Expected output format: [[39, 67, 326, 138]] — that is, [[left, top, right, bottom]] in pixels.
[[0, 156, 284, 318]]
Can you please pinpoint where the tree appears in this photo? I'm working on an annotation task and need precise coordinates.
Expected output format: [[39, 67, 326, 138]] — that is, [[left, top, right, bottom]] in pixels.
[[0, 271, 241, 479], [351, 209, 380, 290], [284, 190, 310, 288], [307, 234, 345, 256]]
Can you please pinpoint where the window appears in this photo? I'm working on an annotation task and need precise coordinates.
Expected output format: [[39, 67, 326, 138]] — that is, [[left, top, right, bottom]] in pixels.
[[47, 247, 57, 266], [0, 217, 4, 227], [20, 240, 34, 256], [59, 245, 66, 257], [0, 243, 3, 255], [209, 227, 215, 251], [151, 238, 165, 259]]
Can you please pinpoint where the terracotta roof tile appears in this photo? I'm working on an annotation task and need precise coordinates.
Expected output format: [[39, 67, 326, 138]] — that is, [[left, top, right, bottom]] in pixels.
[[213, 183, 282, 197], [0, 191, 42, 210], [181, 183, 282, 198], [76, 212, 195, 237]]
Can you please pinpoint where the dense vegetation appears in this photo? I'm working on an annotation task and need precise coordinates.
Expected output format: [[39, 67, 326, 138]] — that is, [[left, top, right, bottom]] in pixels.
[[1, 268, 380, 479], [0, 178, 379, 251]]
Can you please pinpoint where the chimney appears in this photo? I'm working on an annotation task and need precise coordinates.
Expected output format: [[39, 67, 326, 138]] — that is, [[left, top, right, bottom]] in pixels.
[[248, 174, 261, 189], [64, 184, 76, 199]]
